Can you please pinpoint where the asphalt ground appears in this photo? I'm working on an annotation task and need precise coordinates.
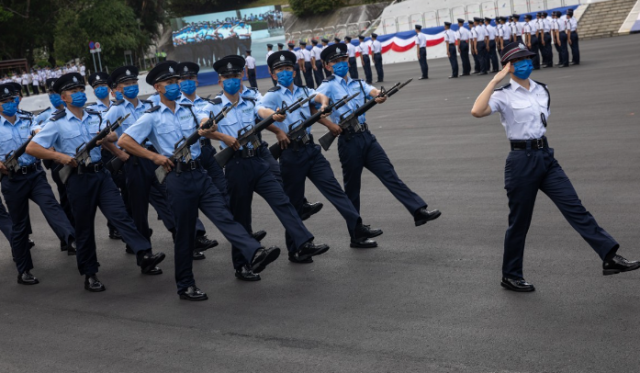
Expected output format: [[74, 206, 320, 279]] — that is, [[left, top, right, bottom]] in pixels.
[[1, 35, 639, 373]]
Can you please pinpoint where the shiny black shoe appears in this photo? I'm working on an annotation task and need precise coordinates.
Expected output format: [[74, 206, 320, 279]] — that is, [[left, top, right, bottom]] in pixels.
[[301, 201, 323, 221], [142, 266, 163, 275], [195, 235, 218, 251], [235, 265, 261, 281], [108, 227, 122, 240], [500, 277, 535, 292], [179, 286, 208, 301], [603, 255, 640, 276], [17, 271, 39, 285], [84, 275, 106, 292], [288, 252, 314, 264], [28, 239, 35, 249], [419, 77, 429, 80], [193, 251, 206, 260], [414, 208, 442, 226], [140, 252, 166, 274], [292, 241, 330, 263], [251, 230, 267, 242], [357, 224, 383, 239], [125, 245, 135, 254], [66, 238, 76, 256], [250, 246, 281, 273], [479, 72, 488, 75], [350, 238, 378, 248]]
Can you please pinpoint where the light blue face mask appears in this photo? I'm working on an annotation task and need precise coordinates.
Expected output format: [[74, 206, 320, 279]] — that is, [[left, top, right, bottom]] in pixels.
[[163, 83, 181, 101], [180, 80, 197, 95], [332, 61, 349, 77], [276, 70, 294, 87], [70, 91, 87, 107], [115, 90, 124, 100], [123, 85, 139, 99], [94, 86, 109, 100], [2, 101, 18, 117], [513, 59, 534, 80], [50, 93, 64, 108], [222, 78, 241, 95]]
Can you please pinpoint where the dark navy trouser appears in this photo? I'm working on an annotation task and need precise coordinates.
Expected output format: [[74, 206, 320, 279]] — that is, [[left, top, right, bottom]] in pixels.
[[225, 149, 313, 268], [362, 55, 373, 84], [50, 167, 75, 226], [2, 169, 75, 274], [303, 61, 315, 89], [348, 57, 359, 80], [313, 61, 325, 87], [543, 33, 553, 67], [488, 40, 499, 71], [293, 64, 303, 87], [280, 142, 360, 252], [337, 130, 426, 215], [569, 31, 580, 64], [373, 53, 384, 82], [419, 47, 429, 78], [559, 33, 569, 66], [164, 168, 261, 293], [477, 41, 487, 73], [502, 145, 618, 279], [199, 143, 229, 204], [0, 201, 12, 241], [66, 169, 151, 276], [459, 41, 471, 75], [447, 45, 458, 77]]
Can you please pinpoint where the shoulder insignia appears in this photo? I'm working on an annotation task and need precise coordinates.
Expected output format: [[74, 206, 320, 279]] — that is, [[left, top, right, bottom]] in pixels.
[[141, 99, 154, 105], [494, 83, 511, 91], [85, 108, 101, 116], [267, 86, 281, 92], [322, 75, 336, 82], [179, 103, 193, 107], [244, 97, 256, 102], [18, 109, 33, 117], [247, 87, 258, 92], [204, 97, 222, 105], [113, 99, 125, 106], [51, 109, 66, 121], [532, 80, 547, 88], [145, 105, 161, 113]]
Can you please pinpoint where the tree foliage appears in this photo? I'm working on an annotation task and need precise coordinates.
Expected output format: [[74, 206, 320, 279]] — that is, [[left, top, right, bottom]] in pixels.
[[289, 0, 346, 17]]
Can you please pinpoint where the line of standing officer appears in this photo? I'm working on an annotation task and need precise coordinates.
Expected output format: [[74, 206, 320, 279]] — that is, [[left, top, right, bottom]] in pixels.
[[357, 35, 374, 84], [310, 39, 325, 87], [415, 25, 429, 80], [443, 22, 458, 78], [456, 19, 471, 76], [344, 36, 359, 80], [371, 33, 384, 82], [484, 17, 499, 72], [299, 41, 314, 89]]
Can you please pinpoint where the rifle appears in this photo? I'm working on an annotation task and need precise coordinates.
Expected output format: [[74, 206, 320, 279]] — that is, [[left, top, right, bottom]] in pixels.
[[155, 101, 238, 184], [57, 113, 130, 184], [214, 94, 317, 168], [0, 133, 34, 181], [318, 79, 413, 151], [269, 92, 360, 160]]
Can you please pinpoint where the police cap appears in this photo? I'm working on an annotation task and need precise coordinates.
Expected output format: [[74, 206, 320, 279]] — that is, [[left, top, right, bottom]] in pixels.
[[110, 65, 139, 85], [500, 41, 536, 64], [145, 61, 179, 85], [0, 84, 16, 101], [320, 42, 349, 63], [213, 55, 246, 75], [45, 78, 57, 93], [176, 62, 199, 78], [267, 51, 297, 70], [88, 72, 110, 87], [53, 73, 85, 94]]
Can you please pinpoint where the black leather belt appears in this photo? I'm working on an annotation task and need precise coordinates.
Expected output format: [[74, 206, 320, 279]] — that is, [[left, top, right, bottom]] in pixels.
[[510, 137, 549, 151], [374, 52, 381, 55], [174, 159, 202, 172], [199, 138, 212, 148], [78, 162, 104, 173], [8, 163, 40, 177], [290, 134, 314, 150], [345, 119, 368, 134], [233, 147, 257, 159]]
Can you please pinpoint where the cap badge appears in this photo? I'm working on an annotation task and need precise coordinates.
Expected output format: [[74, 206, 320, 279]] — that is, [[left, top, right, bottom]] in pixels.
[[96, 76, 101, 81], [227, 62, 232, 69], [518, 43, 526, 50], [3, 88, 8, 94], [126, 69, 131, 75], [336, 47, 342, 54], [183, 66, 189, 72], [280, 55, 285, 61], [73, 76, 78, 83], [169, 66, 174, 73]]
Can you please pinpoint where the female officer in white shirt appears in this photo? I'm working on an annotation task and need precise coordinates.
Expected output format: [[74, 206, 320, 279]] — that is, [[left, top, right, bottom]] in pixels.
[[470, 42, 639, 292]]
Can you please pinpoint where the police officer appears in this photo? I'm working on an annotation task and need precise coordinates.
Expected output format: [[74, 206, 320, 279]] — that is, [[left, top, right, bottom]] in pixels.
[[415, 25, 429, 80], [555, 11, 569, 67], [541, 12, 554, 68], [456, 19, 472, 76], [371, 33, 384, 82], [484, 17, 499, 72], [310, 39, 325, 87], [118, 61, 280, 299], [357, 35, 373, 84], [474, 18, 488, 75], [443, 22, 458, 78], [206, 55, 330, 274], [288, 43, 303, 87], [86, 72, 112, 113], [566, 9, 580, 65], [34, 78, 65, 126], [469, 19, 481, 74], [27, 73, 166, 292], [261, 51, 382, 251], [277, 42, 284, 51], [523, 14, 540, 70], [0, 84, 76, 285], [470, 42, 640, 292], [316, 44, 441, 228], [343, 36, 358, 80], [299, 41, 314, 89], [244, 49, 258, 88], [266, 44, 277, 86], [512, 14, 524, 42]]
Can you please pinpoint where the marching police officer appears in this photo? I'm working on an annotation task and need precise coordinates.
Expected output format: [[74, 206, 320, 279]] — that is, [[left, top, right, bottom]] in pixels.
[[261, 51, 382, 251], [443, 22, 458, 78], [316, 44, 441, 228], [0, 84, 76, 285], [86, 72, 113, 112], [206, 55, 330, 275], [415, 25, 429, 80], [357, 35, 374, 84], [310, 39, 325, 87], [470, 42, 639, 292], [27, 73, 166, 292], [456, 19, 471, 76], [118, 61, 280, 299], [370, 33, 384, 82]]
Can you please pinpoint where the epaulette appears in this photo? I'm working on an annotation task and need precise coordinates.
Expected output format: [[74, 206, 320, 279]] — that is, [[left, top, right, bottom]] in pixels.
[[85, 108, 101, 116], [113, 99, 125, 106], [179, 103, 193, 107], [17, 109, 33, 117], [50, 109, 66, 121], [84, 102, 96, 108], [204, 97, 222, 105], [322, 75, 336, 82], [217, 90, 224, 96], [145, 105, 161, 113], [494, 83, 511, 91], [141, 99, 154, 105], [244, 97, 256, 103], [246, 87, 258, 92], [267, 86, 281, 92]]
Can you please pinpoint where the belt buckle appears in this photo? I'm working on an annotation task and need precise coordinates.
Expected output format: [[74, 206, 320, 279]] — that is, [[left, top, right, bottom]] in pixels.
[[21, 166, 28, 174], [93, 164, 101, 172], [245, 148, 255, 158], [190, 161, 196, 170], [536, 138, 544, 149]]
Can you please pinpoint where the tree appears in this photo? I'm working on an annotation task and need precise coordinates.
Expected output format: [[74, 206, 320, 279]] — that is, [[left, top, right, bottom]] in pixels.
[[289, 0, 346, 17]]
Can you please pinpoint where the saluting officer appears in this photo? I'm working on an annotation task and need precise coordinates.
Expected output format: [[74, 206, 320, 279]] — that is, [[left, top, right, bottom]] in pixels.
[[316, 44, 441, 228], [415, 25, 429, 80], [27, 73, 166, 292], [206, 55, 330, 275], [344, 36, 359, 79], [310, 39, 325, 87], [456, 19, 472, 76], [566, 9, 580, 65], [443, 22, 458, 78], [0, 84, 76, 285], [370, 33, 384, 82], [261, 51, 382, 251], [470, 42, 639, 292], [118, 61, 280, 299], [357, 35, 374, 84]]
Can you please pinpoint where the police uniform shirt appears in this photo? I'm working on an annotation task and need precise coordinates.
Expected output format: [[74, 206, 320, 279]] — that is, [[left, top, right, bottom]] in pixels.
[[542, 18, 552, 33], [357, 40, 371, 55], [178, 94, 210, 115], [535, 19, 543, 34], [33, 107, 55, 127], [300, 48, 312, 62], [103, 98, 151, 137], [346, 42, 357, 58], [444, 29, 458, 44], [315, 76, 375, 125], [205, 94, 259, 150], [86, 99, 112, 113], [415, 32, 428, 48], [486, 24, 497, 40], [475, 24, 487, 40], [234, 24, 252, 39], [0, 113, 38, 166], [556, 18, 566, 32], [258, 84, 319, 135], [372, 39, 382, 53], [266, 50, 274, 63], [245, 55, 256, 69], [488, 79, 549, 140], [311, 45, 323, 61], [124, 102, 208, 159], [568, 18, 578, 32], [32, 108, 103, 162], [515, 21, 525, 36], [457, 27, 471, 41]]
